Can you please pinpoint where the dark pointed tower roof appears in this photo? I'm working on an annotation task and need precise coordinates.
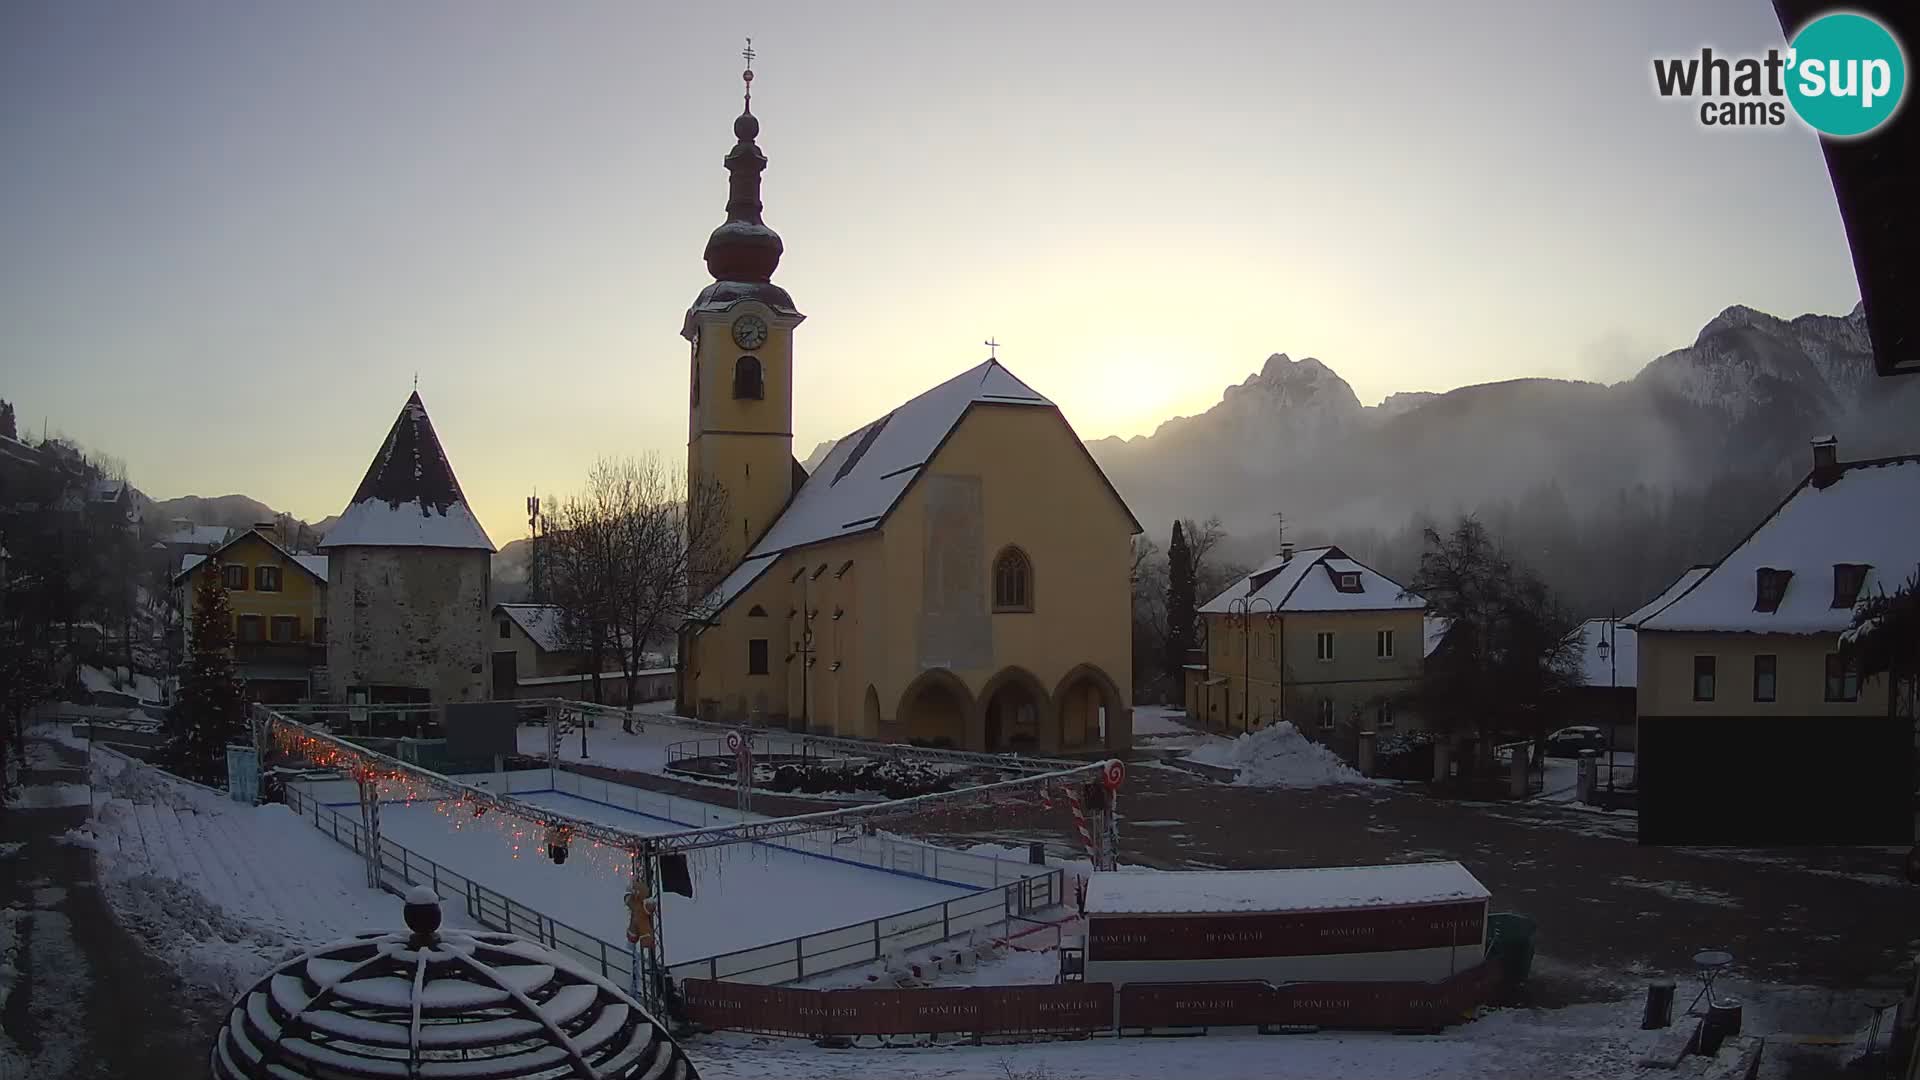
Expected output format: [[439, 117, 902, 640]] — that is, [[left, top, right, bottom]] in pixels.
[[683, 51, 800, 339], [319, 392, 495, 551]]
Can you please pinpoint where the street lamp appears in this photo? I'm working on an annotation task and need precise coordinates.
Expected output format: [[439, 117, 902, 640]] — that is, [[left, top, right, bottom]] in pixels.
[[1595, 612, 1617, 792], [1227, 596, 1276, 735]]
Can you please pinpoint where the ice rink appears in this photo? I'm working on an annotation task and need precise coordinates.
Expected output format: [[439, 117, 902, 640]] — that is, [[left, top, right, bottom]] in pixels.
[[350, 789, 974, 964]]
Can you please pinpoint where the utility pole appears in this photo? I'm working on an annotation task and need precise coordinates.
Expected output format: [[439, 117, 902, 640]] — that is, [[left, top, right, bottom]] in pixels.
[[526, 494, 543, 603]]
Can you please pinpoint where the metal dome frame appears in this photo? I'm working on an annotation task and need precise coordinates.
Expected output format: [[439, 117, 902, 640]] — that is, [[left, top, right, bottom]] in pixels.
[[211, 893, 697, 1080]]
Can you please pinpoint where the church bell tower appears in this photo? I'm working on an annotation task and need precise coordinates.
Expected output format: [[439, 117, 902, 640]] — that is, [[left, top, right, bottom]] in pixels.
[[684, 41, 804, 570]]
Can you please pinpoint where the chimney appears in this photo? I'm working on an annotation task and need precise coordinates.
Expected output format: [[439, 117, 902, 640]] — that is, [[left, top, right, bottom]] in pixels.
[[253, 520, 280, 545], [1810, 435, 1840, 488], [1280, 542, 1295, 562]]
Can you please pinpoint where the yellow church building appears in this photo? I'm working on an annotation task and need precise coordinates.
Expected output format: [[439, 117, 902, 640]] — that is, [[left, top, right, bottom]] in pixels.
[[676, 76, 1138, 754]]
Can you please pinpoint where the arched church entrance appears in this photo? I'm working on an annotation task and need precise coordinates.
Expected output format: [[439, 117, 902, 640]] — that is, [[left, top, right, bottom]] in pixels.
[[1053, 664, 1125, 752], [896, 671, 971, 748], [978, 668, 1051, 753]]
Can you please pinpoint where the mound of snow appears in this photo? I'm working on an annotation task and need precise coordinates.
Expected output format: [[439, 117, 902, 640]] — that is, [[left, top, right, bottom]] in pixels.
[[1185, 722, 1373, 788]]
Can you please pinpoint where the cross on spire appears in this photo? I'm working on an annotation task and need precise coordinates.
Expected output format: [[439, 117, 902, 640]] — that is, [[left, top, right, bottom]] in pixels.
[[984, 337, 1000, 360], [742, 37, 755, 109]]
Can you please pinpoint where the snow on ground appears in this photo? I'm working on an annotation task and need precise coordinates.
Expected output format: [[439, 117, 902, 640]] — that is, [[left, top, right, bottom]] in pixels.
[[0, 886, 90, 1080], [1129, 705, 1193, 738], [363, 790, 974, 965], [11, 783, 91, 809], [79, 664, 163, 703], [516, 716, 678, 775], [1186, 722, 1376, 788], [71, 749, 462, 999], [798, 921, 1073, 990]]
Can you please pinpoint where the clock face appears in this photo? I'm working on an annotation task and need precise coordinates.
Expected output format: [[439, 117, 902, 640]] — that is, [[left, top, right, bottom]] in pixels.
[[731, 314, 769, 351]]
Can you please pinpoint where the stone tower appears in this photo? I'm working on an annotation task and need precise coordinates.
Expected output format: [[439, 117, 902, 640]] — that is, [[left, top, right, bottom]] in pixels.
[[682, 62, 805, 576], [320, 392, 496, 705]]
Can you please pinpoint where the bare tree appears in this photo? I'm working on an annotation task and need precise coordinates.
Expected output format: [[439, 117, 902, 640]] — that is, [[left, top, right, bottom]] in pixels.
[[544, 457, 730, 733]]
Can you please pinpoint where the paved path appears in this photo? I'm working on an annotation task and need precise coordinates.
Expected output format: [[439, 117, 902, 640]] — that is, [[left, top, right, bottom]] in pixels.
[[2, 737, 226, 1079]]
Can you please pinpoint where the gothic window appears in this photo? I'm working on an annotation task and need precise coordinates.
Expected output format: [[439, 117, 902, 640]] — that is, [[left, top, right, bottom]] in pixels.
[[732, 356, 764, 400], [993, 547, 1033, 612]]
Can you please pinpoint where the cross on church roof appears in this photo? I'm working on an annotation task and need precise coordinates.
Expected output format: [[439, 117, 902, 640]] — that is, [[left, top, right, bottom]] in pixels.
[[742, 37, 755, 108], [984, 338, 1000, 360]]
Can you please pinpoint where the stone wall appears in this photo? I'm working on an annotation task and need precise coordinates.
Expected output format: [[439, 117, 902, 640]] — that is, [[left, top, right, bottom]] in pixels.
[[326, 547, 490, 703]]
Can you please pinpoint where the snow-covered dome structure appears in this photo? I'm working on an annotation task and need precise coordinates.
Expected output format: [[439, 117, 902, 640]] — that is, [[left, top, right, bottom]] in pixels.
[[211, 888, 696, 1079]]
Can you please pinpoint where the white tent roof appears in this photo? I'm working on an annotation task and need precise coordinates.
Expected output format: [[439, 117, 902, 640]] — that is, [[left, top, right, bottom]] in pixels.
[[1085, 862, 1489, 916], [1636, 455, 1920, 634]]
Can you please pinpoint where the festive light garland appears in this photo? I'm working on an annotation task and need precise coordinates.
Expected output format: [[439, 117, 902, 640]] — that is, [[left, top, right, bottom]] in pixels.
[[260, 707, 1120, 863]]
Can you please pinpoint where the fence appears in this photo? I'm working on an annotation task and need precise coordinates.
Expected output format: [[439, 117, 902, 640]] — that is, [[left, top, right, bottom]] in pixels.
[[681, 960, 1507, 1039], [279, 775, 1062, 989]]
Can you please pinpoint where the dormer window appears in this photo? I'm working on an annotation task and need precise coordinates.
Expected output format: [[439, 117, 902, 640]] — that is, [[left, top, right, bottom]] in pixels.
[[732, 356, 764, 400], [1754, 568, 1792, 613], [1831, 563, 1870, 609], [1338, 573, 1361, 592]]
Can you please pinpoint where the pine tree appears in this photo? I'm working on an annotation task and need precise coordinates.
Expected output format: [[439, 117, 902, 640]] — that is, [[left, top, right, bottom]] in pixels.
[[171, 560, 246, 783], [1164, 520, 1195, 685]]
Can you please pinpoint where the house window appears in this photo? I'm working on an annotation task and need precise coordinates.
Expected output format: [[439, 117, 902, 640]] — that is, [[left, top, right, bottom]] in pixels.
[[1752, 654, 1777, 702], [1376, 629, 1394, 659], [1692, 655, 1716, 702], [498, 620, 512, 639], [748, 638, 769, 676], [993, 547, 1033, 612], [1376, 700, 1395, 728], [269, 616, 298, 643], [237, 614, 264, 643], [255, 565, 282, 592], [1316, 631, 1335, 661], [314, 617, 328, 644], [1318, 699, 1335, 730], [1832, 563, 1869, 608], [223, 563, 248, 591], [1824, 653, 1860, 702], [1338, 572, 1361, 592], [732, 356, 764, 400], [1753, 568, 1792, 613]]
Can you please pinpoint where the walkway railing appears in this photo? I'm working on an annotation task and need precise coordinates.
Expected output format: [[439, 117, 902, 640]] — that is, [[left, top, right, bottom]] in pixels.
[[279, 779, 1062, 987]]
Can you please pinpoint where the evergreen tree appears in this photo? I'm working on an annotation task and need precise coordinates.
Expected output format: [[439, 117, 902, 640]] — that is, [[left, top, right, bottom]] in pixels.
[[170, 560, 245, 783], [1405, 517, 1580, 758], [1164, 520, 1196, 685]]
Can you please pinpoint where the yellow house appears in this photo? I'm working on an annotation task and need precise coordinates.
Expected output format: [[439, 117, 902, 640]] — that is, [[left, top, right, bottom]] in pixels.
[[174, 524, 329, 703], [676, 86, 1139, 753], [1629, 439, 1917, 844], [1192, 545, 1426, 750]]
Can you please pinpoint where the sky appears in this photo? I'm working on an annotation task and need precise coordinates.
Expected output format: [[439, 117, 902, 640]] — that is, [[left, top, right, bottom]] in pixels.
[[0, 0, 1864, 543]]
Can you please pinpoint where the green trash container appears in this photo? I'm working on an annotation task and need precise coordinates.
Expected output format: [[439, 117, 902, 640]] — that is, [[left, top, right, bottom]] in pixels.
[[1485, 913, 1537, 985]]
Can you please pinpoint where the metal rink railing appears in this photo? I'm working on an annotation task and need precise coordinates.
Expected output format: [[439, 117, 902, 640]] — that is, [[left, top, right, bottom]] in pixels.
[[280, 781, 1061, 989]]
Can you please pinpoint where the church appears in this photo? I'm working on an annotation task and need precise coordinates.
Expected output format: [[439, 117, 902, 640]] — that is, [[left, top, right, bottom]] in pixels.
[[677, 64, 1139, 754]]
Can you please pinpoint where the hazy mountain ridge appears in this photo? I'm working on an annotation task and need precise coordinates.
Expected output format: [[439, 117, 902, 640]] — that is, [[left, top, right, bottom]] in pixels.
[[1091, 302, 1914, 549]]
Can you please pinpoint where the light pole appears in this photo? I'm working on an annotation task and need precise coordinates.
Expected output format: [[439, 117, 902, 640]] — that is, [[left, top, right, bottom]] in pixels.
[[1227, 597, 1276, 734], [1596, 611, 1616, 793]]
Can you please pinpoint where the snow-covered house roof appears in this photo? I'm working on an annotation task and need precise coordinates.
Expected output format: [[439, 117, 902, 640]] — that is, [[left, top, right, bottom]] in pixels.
[[1198, 546, 1424, 615], [1619, 565, 1711, 628], [174, 531, 329, 585], [495, 604, 577, 653], [1567, 618, 1635, 689], [163, 523, 230, 547], [1636, 454, 1920, 634], [1085, 862, 1489, 916], [319, 392, 494, 552], [697, 359, 1139, 615]]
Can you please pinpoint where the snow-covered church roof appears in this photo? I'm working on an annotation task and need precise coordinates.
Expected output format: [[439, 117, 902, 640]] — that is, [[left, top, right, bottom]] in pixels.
[[320, 392, 495, 552], [1636, 454, 1920, 634], [700, 359, 1135, 614], [1199, 546, 1425, 615]]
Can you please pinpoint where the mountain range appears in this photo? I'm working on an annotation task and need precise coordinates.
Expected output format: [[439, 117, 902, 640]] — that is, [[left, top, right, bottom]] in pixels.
[[1088, 302, 1914, 554]]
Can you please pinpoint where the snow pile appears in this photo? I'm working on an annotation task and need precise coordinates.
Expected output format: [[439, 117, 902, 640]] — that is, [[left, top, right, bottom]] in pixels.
[[80, 664, 163, 703], [75, 749, 445, 998], [1186, 722, 1373, 788]]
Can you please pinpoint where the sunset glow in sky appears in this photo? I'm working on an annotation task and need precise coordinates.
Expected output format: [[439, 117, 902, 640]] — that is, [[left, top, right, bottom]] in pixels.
[[0, 1, 1862, 542]]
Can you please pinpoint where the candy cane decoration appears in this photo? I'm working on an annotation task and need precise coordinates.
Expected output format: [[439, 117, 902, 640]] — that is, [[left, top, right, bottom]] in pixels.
[[1065, 784, 1095, 857]]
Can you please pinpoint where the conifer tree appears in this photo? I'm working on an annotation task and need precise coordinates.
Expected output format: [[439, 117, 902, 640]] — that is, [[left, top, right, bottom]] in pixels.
[[171, 560, 245, 783], [1164, 520, 1196, 684]]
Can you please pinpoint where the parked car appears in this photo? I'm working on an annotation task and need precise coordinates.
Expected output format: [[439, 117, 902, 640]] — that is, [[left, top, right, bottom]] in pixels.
[[1544, 725, 1607, 757]]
